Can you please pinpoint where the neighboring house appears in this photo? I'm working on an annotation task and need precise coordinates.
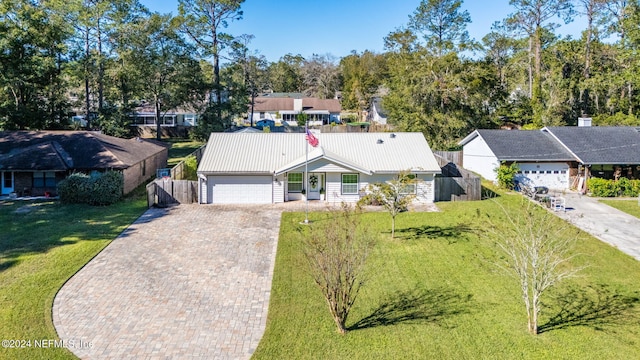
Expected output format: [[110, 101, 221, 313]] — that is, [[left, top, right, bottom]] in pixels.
[[129, 106, 199, 127], [367, 97, 388, 125], [249, 96, 342, 126], [459, 125, 640, 190], [197, 132, 441, 204], [0, 131, 168, 196]]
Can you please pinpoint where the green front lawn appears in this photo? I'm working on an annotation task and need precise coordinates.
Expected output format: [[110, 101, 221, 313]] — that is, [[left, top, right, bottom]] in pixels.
[[600, 199, 640, 219], [0, 194, 147, 360], [254, 194, 640, 359]]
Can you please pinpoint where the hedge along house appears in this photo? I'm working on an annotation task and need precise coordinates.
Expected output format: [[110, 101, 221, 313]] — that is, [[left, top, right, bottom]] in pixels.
[[0, 131, 168, 196], [197, 132, 441, 204]]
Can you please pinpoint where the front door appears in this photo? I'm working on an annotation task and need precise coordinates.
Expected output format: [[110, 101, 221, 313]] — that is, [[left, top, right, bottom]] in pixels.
[[307, 173, 323, 200], [1, 172, 14, 195]]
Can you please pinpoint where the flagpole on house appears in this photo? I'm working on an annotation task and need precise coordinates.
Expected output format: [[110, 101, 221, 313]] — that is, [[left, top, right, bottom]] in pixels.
[[304, 119, 309, 224]]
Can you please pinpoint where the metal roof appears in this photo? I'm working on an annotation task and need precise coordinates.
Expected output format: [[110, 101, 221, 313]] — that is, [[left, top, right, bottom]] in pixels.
[[198, 132, 441, 175]]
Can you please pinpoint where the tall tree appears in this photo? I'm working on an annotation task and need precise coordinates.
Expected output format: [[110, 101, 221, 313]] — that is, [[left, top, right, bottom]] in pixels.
[[408, 0, 474, 57], [576, 0, 608, 114], [339, 51, 387, 117], [124, 13, 207, 140], [267, 54, 304, 93], [505, 0, 574, 126], [177, 0, 244, 124], [0, 0, 70, 130], [300, 54, 340, 99]]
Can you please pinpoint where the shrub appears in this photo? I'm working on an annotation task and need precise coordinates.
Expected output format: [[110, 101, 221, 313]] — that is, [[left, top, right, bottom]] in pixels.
[[57, 171, 123, 205], [88, 171, 123, 205], [496, 162, 519, 190], [183, 155, 198, 181], [58, 173, 91, 204], [587, 177, 640, 197]]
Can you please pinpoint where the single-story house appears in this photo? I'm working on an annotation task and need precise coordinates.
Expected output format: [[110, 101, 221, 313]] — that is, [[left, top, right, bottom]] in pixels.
[[0, 131, 168, 196], [459, 125, 640, 190], [129, 105, 199, 127], [249, 95, 341, 126], [197, 132, 441, 204]]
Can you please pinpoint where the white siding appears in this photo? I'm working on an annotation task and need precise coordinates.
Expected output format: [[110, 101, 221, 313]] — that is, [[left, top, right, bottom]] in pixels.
[[416, 174, 435, 202], [207, 175, 272, 204], [326, 173, 362, 203], [273, 174, 285, 203], [462, 135, 499, 181]]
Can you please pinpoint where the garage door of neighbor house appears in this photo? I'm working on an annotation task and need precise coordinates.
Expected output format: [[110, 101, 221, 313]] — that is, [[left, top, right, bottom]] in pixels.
[[517, 163, 569, 190], [208, 175, 272, 204]]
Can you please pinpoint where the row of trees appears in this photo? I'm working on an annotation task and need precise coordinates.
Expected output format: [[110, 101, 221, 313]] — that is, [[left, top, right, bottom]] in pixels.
[[3, 0, 640, 146]]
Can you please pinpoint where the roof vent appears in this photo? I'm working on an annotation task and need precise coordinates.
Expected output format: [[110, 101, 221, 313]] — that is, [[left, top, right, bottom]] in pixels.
[[377, 139, 384, 144], [390, 133, 396, 138]]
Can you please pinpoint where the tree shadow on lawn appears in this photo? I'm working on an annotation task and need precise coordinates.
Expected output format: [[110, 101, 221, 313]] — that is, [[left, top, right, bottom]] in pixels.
[[394, 224, 475, 243], [348, 286, 473, 331], [539, 284, 640, 334], [0, 201, 162, 273]]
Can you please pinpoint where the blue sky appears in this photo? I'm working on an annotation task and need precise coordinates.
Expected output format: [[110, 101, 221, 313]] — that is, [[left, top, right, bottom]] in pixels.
[[140, 0, 586, 62]]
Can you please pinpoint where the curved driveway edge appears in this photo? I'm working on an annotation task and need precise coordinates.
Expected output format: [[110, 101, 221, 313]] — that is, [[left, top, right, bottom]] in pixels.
[[53, 204, 282, 359]]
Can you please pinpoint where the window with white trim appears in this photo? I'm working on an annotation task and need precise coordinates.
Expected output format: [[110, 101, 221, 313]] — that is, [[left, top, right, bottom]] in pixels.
[[342, 174, 359, 194], [288, 172, 303, 192], [400, 174, 417, 194]]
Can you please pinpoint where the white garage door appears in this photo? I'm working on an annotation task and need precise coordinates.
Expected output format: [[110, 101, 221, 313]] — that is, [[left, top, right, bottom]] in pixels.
[[516, 163, 569, 190], [208, 176, 272, 204]]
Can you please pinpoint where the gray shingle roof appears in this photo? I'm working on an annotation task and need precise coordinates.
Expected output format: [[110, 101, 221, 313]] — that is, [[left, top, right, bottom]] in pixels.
[[466, 130, 576, 161], [198, 132, 441, 175], [0, 131, 167, 171], [544, 126, 640, 164]]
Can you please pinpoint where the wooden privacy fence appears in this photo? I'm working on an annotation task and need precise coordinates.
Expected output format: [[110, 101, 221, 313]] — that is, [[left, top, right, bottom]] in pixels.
[[435, 176, 481, 201], [171, 145, 206, 180], [433, 153, 481, 201], [147, 179, 198, 207], [434, 150, 463, 167]]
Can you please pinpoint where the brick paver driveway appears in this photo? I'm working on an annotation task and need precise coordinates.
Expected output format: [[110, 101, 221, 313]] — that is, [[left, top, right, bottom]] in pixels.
[[53, 204, 282, 359]]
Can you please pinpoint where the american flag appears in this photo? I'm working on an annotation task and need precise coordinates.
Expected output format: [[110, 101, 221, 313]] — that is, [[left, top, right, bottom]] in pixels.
[[305, 129, 319, 147]]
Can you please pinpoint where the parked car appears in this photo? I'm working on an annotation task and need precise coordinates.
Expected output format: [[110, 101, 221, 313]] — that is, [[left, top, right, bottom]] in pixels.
[[256, 119, 275, 128]]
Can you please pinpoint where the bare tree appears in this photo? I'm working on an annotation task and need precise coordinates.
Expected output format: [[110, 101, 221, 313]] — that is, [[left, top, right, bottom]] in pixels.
[[485, 200, 584, 334], [303, 203, 377, 334], [366, 171, 418, 239]]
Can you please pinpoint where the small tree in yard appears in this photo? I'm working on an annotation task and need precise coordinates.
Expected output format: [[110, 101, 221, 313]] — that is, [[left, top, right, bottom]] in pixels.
[[303, 203, 377, 334], [496, 162, 519, 190], [485, 200, 584, 335], [366, 171, 417, 238]]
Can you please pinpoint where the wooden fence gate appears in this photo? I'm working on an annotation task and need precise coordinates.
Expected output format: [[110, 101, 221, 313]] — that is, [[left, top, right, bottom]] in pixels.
[[146, 179, 198, 207]]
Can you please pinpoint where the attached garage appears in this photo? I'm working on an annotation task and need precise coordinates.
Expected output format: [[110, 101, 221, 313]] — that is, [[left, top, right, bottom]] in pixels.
[[516, 162, 570, 190], [207, 175, 272, 204]]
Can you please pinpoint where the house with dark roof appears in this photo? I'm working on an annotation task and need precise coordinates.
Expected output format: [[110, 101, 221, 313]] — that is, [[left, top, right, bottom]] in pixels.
[[0, 131, 168, 196], [459, 126, 640, 190], [249, 96, 341, 126]]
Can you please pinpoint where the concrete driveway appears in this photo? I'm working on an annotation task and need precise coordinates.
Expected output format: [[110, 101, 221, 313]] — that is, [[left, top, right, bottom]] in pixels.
[[555, 193, 640, 260], [53, 204, 282, 359]]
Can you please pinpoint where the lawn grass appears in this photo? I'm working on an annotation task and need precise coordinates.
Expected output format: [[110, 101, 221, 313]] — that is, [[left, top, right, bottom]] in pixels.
[[165, 139, 204, 167], [254, 194, 640, 359], [0, 192, 147, 360], [600, 199, 640, 219]]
